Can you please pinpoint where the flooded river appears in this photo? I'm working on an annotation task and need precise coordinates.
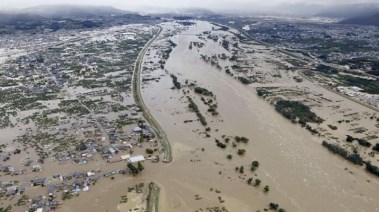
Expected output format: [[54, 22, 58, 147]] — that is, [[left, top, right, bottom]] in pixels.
[[141, 21, 379, 212]]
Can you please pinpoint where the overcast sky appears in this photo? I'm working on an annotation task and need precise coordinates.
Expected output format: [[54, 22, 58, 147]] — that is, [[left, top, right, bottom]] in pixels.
[[1, 0, 378, 10]]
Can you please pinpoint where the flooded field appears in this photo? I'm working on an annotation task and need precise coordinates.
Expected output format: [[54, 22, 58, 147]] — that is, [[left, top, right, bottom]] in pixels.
[[0, 24, 164, 211]]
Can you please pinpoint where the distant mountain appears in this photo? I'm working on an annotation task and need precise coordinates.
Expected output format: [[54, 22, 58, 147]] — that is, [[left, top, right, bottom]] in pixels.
[[269, 3, 326, 16], [179, 8, 214, 15], [315, 4, 379, 18], [0, 12, 46, 25], [339, 12, 379, 26], [215, 2, 379, 18], [136, 6, 214, 16], [21, 5, 131, 19]]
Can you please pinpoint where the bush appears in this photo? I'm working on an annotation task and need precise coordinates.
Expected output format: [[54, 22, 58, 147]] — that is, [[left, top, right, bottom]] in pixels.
[[235, 136, 249, 143], [238, 77, 250, 84], [269, 203, 279, 210], [127, 163, 140, 175], [373, 143, 379, 152], [322, 141, 364, 166], [187, 96, 207, 126], [237, 149, 246, 156], [347, 153, 364, 165], [346, 135, 372, 147], [357, 138, 371, 147], [255, 179, 261, 186], [315, 64, 339, 74], [256, 88, 274, 97], [170, 74, 181, 89], [194, 87, 213, 96], [239, 166, 244, 174], [251, 160, 259, 168], [365, 161, 379, 177], [346, 135, 354, 142], [247, 178, 252, 185]]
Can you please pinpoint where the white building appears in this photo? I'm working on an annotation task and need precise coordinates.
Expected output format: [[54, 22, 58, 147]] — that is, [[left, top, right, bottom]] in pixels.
[[127, 155, 145, 163]]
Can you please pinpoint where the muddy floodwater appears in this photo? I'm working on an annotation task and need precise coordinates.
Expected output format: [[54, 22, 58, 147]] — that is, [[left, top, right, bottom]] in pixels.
[[141, 21, 379, 212]]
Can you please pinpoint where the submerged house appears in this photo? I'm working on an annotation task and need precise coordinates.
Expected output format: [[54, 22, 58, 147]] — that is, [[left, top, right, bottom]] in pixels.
[[127, 155, 145, 164]]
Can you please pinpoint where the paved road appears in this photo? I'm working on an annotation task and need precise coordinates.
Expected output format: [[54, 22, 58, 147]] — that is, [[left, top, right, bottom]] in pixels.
[[132, 26, 172, 162]]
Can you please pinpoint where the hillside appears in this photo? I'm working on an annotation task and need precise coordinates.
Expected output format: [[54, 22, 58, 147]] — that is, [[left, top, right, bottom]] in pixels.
[[316, 4, 379, 18], [21, 4, 130, 18], [0, 12, 46, 25], [340, 12, 379, 26]]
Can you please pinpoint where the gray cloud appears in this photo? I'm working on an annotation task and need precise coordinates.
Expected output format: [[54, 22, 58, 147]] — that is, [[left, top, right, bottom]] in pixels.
[[0, 0, 378, 10]]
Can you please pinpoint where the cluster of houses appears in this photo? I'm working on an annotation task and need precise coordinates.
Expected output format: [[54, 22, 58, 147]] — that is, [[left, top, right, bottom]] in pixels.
[[336, 86, 379, 107], [0, 180, 25, 196], [0, 165, 26, 176], [336, 86, 363, 97]]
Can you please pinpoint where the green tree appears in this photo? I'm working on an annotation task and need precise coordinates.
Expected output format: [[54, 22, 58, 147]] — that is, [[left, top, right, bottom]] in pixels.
[[269, 203, 279, 210], [255, 179, 261, 186], [239, 166, 244, 174], [127, 163, 139, 175], [137, 162, 144, 172], [237, 149, 246, 155], [247, 178, 253, 185]]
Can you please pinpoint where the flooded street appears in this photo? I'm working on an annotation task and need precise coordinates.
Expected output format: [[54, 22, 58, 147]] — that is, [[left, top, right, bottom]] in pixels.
[[142, 21, 379, 212]]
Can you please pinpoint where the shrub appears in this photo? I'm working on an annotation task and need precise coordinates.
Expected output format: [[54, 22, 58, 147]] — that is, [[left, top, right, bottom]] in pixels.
[[235, 136, 249, 143], [365, 161, 379, 177], [252, 160, 259, 168], [170, 74, 181, 89], [269, 202, 279, 210], [322, 141, 364, 166], [215, 139, 226, 149], [194, 87, 213, 96], [187, 96, 207, 126], [247, 178, 252, 185], [239, 166, 244, 174], [357, 138, 371, 147], [255, 179, 261, 186], [238, 77, 250, 84], [237, 149, 246, 156], [346, 135, 354, 142], [373, 143, 379, 152]]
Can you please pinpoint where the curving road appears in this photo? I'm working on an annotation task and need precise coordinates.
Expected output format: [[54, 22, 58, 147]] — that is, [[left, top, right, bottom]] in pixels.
[[132, 25, 172, 162]]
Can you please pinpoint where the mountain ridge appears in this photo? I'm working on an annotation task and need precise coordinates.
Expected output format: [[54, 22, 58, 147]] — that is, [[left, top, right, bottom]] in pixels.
[[21, 4, 132, 18]]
